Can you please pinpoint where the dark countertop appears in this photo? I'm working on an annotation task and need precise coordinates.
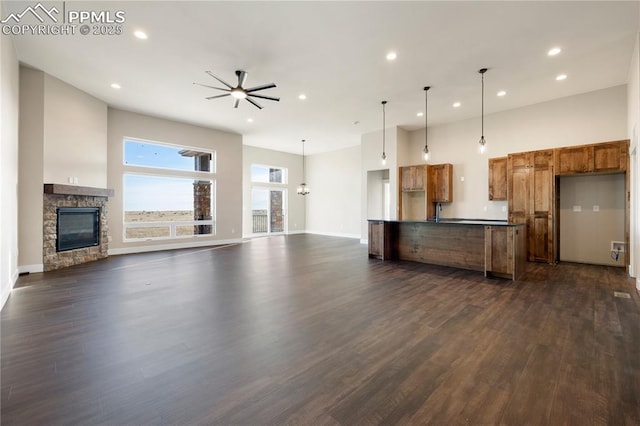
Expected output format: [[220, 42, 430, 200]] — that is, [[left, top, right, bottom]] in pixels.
[[368, 218, 524, 226]]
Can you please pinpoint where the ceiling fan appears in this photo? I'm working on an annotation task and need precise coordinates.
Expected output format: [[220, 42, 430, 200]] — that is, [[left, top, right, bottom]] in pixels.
[[194, 70, 280, 109]]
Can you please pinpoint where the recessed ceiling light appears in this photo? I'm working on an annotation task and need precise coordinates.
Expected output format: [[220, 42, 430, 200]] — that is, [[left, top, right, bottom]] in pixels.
[[497, 90, 506, 97], [548, 47, 562, 56], [556, 74, 567, 81], [110, 83, 121, 89], [417, 112, 424, 117], [247, 118, 254, 123], [386, 52, 397, 61], [298, 94, 307, 100], [452, 102, 461, 108], [134, 30, 148, 40]]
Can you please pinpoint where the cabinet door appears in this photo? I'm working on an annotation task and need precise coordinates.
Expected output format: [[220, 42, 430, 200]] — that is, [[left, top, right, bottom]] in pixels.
[[531, 150, 554, 262], [555, 146, 593, 175], [368, 222, 383, 258], [412, 166, 425, 190], [507, 152, 530, 224], [530, 215, 553, 263], [488, 157, 508, 200], [400, 167, 413, 191], [430, 164, 453, 202], [593, 141, 627, 173], [400, 166, 425, 191]]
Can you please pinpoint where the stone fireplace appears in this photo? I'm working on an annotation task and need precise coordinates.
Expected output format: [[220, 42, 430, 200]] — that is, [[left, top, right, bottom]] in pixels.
[[43, 184, 113, 271]]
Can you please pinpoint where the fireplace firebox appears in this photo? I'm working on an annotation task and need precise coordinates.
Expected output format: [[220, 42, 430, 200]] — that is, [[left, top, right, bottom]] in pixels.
[[57, 207, 100, 252]]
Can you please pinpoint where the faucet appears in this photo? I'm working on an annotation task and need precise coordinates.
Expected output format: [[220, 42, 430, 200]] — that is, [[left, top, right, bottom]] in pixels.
[[435, 203, 442, 223]]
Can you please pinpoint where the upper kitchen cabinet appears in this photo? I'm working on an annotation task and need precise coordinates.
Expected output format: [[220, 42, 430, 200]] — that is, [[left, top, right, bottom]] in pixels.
[[429, 163, 453, 203], [593, 140, 628, 173], [488, 157, 507, 201], [555, 140, 628, 175], [400, 165, 426, 192]]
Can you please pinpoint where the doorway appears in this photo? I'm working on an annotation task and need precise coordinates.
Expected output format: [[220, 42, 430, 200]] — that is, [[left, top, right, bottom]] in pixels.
[[251, 188, 286, 234]]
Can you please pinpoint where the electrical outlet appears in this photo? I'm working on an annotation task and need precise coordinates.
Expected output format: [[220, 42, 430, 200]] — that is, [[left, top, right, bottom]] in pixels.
[[593, 205, 600, 212], [502, 206, 507, 212], [611, 241, 625, 252], [573, 205, 582, 212]]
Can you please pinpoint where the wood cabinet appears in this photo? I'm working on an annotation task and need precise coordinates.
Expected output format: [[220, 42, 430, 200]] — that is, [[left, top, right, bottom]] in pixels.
[[555, 140, 628, 175], [507, 149, 554, 263], [593, 141, 628, 173], [428, 163, 453, 202], [484, 225, 527, 280], [399, 163, 453, 220], [400, 165, 426, 191], [488, 157, 507, 200], [368, 220, 398, 260]]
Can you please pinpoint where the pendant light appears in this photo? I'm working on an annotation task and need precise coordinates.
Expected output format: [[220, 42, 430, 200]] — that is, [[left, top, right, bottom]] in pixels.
[[478, 68, 488, 154], [297, 139, 310, 196], [381, 100, 387, 165], [423, 86, 430, 161]]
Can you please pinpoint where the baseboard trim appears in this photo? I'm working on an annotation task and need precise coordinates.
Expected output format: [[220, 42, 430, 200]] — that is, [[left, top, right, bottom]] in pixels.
[[287, 230, 306, 235], [305, 230, 361, 240], [18, 264, 44, 274], [1, 269, 19, 310], [108, 239, 243, 255]]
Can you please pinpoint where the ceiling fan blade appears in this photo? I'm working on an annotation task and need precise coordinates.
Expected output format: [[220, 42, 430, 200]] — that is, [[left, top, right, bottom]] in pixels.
[[248, 93, 280, 102], [246, 97, 263, 109], [246, 83, 276, 93], [234, 99, 240, 108], [206, 94, 231, 100], [193, 83, 231, 91], [237, 70, 247, 88], [205, 71, 234, 89]]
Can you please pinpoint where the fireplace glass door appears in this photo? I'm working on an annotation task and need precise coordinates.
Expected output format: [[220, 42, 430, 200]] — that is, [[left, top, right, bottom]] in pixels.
[[57, 207, 100, 252]]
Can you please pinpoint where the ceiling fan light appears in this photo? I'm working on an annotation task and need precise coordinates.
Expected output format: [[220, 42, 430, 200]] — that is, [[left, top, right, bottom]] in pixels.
[[231, 88, 247, 99]]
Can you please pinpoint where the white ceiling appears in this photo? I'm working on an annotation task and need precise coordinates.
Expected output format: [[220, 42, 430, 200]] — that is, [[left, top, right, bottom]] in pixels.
[[6, 1, 639, 155]]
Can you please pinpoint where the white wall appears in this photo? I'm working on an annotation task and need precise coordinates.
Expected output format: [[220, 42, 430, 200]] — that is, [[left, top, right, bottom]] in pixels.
[[43, 74, 108, 188], [1, 30, 19, 309], [407, 85, 627, 220], [17, 68, 108, 272], [306, 145, 361, 239], [628, 32, 640, 286], [242, 145, 305, 237], [107, 108, 243, 253], [17, 67, 44, 271]]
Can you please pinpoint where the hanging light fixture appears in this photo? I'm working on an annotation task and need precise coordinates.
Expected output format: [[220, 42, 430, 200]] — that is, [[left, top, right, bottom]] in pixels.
[[478, 68, 488, 154], [381, 100, 387, 165], [423, 86, 430, 161], [297, 139, 310, 196]]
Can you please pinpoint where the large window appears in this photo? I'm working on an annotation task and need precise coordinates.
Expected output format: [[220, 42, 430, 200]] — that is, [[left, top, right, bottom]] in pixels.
[[123, 138, 215, 241]]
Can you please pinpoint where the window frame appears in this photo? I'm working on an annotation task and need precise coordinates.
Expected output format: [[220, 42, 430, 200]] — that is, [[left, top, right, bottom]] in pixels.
[[122, 137, 217, 242]]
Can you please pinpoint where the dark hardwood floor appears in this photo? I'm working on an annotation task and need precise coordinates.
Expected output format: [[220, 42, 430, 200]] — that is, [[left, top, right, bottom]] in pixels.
[[2, 234, 639, 425]]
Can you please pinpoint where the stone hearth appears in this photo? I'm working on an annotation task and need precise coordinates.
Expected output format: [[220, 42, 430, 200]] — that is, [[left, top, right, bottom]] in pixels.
[[43, 184, 113, 271]]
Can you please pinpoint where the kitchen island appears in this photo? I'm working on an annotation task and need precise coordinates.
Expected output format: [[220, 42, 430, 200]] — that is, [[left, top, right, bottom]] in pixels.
[[368, 219, 526, 280]]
